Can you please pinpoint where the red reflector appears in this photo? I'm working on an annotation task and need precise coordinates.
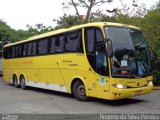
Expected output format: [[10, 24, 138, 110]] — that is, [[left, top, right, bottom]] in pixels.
[[135, 90, 142, 95]]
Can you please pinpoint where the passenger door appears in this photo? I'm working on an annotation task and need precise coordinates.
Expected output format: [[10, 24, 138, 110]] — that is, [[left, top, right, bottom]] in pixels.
[[85, 27, 110, 99]]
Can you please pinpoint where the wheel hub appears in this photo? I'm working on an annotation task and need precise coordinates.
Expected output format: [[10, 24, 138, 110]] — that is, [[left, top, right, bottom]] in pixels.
[[78, 85, 85, 96]]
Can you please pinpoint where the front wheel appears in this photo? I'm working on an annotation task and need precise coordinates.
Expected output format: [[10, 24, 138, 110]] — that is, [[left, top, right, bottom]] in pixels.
[[72, 81, 89, 101]]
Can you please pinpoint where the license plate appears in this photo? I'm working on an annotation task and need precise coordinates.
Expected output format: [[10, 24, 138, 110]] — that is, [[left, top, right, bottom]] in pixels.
[[135, 90, 142, 95]]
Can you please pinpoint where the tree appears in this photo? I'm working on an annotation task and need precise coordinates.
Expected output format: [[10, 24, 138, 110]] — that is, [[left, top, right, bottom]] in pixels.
[[0, 20, 19, 50], [54, 14, 83, 29], [14, 23, 54, 42], [142, 5, 160, 58], [26, 23, 53, 35], [0, 20, 18, 42], [62, 0, 113, 22], [16, 29, 31, 41]]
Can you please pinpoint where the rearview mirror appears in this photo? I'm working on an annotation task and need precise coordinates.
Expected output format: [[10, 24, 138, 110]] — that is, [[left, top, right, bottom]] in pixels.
[[149, 47, 157, 62], [106, 39, 113, 58]]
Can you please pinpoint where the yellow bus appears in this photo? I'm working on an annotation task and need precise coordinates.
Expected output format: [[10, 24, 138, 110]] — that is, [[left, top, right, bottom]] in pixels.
[[2, 22, 153, 100]]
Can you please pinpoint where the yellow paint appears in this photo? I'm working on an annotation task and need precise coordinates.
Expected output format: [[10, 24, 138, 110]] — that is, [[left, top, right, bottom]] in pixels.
[[2, 22, 153, 100]]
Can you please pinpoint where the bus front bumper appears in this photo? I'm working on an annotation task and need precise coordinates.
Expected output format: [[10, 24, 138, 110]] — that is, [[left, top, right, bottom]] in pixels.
[[109, 84, 153, 100]]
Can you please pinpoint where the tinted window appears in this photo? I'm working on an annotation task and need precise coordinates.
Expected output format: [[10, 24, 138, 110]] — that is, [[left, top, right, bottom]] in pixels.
[[54, 35, 64, 53], [38, 39, 48, 55], [50, 37, 56, 53], [96, 44, 108, 76], [85, 27, 108, 75], [85, 28, 96, 70], [3, 47, 11, 58], [15, 46, 18, 57], [27, 43, 32, 56], [11, 47, 15, 58], [85, 28, 95, 53], [96, 29, 104, 43], [66, 30, 83, 52], [32, 42, 37, 55], [3, 48, 7, 58], [8, 47, 12, 58], [105, 27, 134, 51], [23, 44, 27, 56], [18, 45, 22, 57]]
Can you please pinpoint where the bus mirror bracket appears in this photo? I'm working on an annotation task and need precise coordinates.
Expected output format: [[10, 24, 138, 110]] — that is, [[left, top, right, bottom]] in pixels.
[[149, 47, 157, 62], [106, 39, 113, 58]]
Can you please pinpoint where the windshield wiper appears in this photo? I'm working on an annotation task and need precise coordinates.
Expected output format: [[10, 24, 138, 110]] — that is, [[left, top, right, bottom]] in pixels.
[[134, 43, 146, 50]]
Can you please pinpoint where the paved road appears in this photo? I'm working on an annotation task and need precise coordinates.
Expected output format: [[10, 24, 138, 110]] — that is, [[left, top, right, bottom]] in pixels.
[[0, 77, 160, 114]]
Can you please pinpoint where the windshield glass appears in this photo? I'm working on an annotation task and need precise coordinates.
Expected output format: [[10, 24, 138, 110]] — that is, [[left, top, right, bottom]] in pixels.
[[105, 27, 151, 78]]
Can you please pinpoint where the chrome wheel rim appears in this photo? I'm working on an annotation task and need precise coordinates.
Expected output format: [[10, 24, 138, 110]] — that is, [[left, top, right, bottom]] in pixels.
[[78, 85, 85, 96]]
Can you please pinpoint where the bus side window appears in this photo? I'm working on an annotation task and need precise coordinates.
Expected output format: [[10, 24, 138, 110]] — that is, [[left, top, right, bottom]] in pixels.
[[3, 48, 7, 58], [38, 39, 48, 55], [18, 45, 22, 57], [32, 42, 37, 56], [3, 47, 12, 59], [85, 28, 95, 53], [23, 44, 27, 56], [55, 37, 60, 53], [55, 35, 64, 53], [14, 46, 18, 58], [11, 47, 15, 58], [96, 29, 104, 43], [85, 27, 108, 76], [85, 28, 96, 71], [50, 37, 56, 54], [8, 48, 11, 58], [66, 30, 83, 52], [27, 43, 32, 56]]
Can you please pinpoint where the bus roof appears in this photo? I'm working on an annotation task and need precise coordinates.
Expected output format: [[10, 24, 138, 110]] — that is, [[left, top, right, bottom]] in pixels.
[[4, 22, 140, 47]]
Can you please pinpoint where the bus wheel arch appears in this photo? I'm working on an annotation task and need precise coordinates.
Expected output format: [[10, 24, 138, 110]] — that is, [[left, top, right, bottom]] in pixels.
[[19, 74, 27, 90], [71, 78, 89, 101], [12, 74, 19, 88]]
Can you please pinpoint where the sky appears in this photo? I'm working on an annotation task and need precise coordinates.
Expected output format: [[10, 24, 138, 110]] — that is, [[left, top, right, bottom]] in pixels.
[[0, 0, 159, 30]]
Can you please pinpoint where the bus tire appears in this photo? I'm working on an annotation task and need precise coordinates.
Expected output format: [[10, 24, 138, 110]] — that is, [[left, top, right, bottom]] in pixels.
[[20, 75, 27, 90], [72, 80, 89, 101], [13, 75, 19, 88]]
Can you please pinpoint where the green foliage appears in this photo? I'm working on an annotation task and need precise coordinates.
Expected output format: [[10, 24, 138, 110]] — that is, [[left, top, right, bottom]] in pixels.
[[142, 7, 160, 58], [0, 20, 18, 42], [54, 14, 83, 29], [0, 21, 53, 51], [16, 23, 53, 41]]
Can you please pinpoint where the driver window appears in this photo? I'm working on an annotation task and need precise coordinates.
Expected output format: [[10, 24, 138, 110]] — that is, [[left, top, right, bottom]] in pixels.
[[96, 29, 108, 76], [85, 27, 108, 76], [96, 44, 108, 76]]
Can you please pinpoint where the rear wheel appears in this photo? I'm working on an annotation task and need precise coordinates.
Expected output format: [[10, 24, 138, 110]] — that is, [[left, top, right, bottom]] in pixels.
[[72, 81, 89, 101], [20, 75, 27, 90], [13, 75, 19, 88]]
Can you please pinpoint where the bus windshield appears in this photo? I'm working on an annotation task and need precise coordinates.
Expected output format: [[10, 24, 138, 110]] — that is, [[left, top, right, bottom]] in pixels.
[[105, 27, 151, 78]]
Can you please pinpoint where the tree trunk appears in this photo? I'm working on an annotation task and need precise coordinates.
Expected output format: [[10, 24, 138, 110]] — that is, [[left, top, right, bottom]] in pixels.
[[85, 0, 94, 22], [71, 0, 80, 17]]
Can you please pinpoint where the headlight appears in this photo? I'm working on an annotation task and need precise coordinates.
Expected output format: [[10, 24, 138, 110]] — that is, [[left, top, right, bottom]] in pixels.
[[147, 81, 153, 86], [112, 84, 127, 89]]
